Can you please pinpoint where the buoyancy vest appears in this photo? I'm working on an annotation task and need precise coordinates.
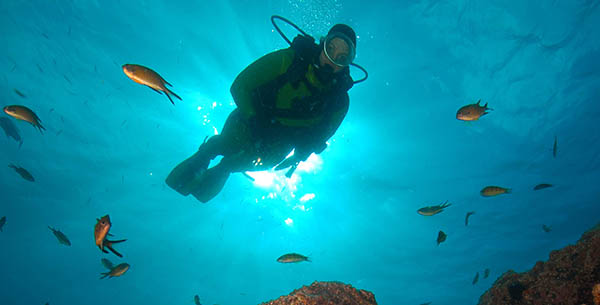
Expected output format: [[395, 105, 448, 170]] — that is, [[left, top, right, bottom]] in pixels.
[[252, 35, 353, 127]]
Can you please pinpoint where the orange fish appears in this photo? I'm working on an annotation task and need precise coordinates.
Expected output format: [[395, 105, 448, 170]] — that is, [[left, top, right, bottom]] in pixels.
[[456, 100, 493, 121], [94, 215, 111, 250], [480, 186, 511, 197], [3, 105, 45, 133], [94, 215, 126, 257], [122, 64, 182, 105]]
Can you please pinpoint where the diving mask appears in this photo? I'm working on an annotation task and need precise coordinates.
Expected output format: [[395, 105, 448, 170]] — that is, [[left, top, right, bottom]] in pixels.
[[323, 32, 356, 67]]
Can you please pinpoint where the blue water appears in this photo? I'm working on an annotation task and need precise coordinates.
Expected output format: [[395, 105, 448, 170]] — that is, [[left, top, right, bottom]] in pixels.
[[1, 1, 599, 304]]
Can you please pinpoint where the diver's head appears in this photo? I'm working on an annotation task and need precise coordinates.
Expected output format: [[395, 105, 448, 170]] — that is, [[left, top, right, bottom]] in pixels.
[[318, 24, 356, 74]]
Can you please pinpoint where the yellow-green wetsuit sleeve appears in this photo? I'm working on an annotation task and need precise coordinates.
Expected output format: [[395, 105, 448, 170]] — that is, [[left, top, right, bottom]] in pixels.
[[230, 48, 295, 119]]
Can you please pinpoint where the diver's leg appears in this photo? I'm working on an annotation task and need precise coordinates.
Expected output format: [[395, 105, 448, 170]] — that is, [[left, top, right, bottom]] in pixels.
[[167, 109, 250, 198], [165, 135, 223, 196]]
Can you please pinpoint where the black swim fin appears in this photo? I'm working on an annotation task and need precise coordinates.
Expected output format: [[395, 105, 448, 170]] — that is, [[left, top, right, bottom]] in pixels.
[[190, 164, 231, 203]]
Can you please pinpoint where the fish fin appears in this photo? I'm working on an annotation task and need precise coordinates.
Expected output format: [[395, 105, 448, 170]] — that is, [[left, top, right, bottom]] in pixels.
[[100, 271, 110, 279], [165, 92, 175, 105], [106, 239, 127, 244], [107, 233, 114, 237], [8, 164, 16, 169], [149, 86, 163, 95], [106, 245, 123, 257], [476, 99, 481, 105], [37, 123, 46, 134], [167, 89, 182, 101], [164, 80, 172, 87], [102, 248, 109, 254], [505, 188, 512, 194]]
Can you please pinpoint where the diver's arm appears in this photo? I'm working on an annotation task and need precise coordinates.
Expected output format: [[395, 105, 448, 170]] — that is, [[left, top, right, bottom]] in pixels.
[[230, 49, 294, 119], [296, 92, 350, 157]]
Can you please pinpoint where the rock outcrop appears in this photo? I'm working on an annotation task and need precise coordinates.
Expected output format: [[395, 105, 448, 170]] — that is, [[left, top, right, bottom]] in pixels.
[[261, 281, 377, 305], [479, 223, 600, 305]]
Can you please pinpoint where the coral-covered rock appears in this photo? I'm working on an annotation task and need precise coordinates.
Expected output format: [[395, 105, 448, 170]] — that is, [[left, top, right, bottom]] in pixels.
[[261, 281, 377, 305], [478, 222, 600, 305]]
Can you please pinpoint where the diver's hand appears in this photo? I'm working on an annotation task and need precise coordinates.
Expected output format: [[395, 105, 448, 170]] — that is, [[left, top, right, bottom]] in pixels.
[[291, 35, 317, 61]]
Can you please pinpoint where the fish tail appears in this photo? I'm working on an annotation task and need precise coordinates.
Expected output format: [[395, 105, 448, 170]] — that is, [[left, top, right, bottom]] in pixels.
[[505, 188, 512, 194], [47, 226, 54, 231], [100, 271, 110, 279], [106, 244, 123, 257], [37, 123, 46, 134], [165, 92, 175, 105], [8, 164, 16, 169], [167, 88, 182, 102]]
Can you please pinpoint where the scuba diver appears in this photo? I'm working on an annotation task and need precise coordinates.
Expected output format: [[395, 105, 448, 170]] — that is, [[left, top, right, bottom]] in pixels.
[[166, 16, 367, 203]]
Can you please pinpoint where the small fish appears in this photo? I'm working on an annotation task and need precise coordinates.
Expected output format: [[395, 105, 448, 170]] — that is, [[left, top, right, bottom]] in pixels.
[[122, 64, 182, 105], [0, 216, 6, 232], [0, 117, 23, 147], [48, 226, 71, 246], [94, 215, 111, 251], [13, 89, 26, 98], [3, 105, 45, 133], [465, 211, 475, 226], [533, 183, 553, 191], [542, 225, 552, 233], [472, 271, 479, 284], [100, 262, 130, 279], [483, 268, 490, 279], [94, 215, 126, 257], [101, 258, 114, 270], [456, 100, 493, 121], [277, 253, 310, 263], [436, 231, 447, 246], [553, 136, 557, 158], [417, 200, 451, 216], [480, 186, 511, 197], [194, 295, 201, 305], [8, 164, 35, 182]]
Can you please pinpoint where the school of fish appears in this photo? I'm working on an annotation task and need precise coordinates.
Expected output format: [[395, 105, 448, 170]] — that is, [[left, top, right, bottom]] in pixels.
[[0, 45, 565, 305]]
